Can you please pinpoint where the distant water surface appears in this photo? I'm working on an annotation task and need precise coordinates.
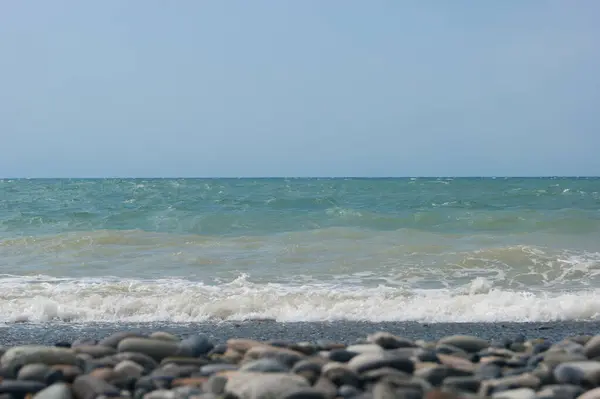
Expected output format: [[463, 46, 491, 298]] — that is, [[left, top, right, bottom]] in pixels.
[[1, 177, 599, 323]]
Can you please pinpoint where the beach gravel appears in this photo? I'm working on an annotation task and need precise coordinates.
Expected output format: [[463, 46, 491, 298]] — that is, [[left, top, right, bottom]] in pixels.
[[0, 321, 599, 398]]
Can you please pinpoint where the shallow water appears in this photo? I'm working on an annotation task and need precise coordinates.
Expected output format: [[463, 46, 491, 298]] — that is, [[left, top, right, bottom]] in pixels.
[[1, 177, 599, 323]]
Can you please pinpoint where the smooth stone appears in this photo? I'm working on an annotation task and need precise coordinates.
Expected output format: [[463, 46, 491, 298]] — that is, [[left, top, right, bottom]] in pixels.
[[476, 363, 503, 380], [416, 349, 439, 363], [225, 371, 310, 399], [438, 335, 489, 353], [1, 346, 77, 370], [179, 335, 214, 357], [492, 388, 536, 399], [209, 343, 227, 355], [544, 353, 589, 369], [314, 376, 338, 398], [536, 384, 583, 399], [435, 344, 469, 357], [171, 377, 208, 387], [292, 360, 325, 385], [549, 341, 585, 354], [17, 364, 50, 382], [199, 363, 239, 376], [217, 348, 244, 363], [345, 344, 385, 355], [479, 348, 518, 358], [527, 354, 546, 368], [338, 385, 362, 398], [118, 338, 181, 362], [426, 389, 472, 399], [142, 389, 176, 399], [505, 357, 529, 368], [272, 340, 297, 349], [511, 343, 528, 353], [367, 332, 417, 350], [71, 339, 98, 348], [531, 364, 554, 386], [586, 337, 600, 359], [114, 359, 144, 379], [554, 361, 600, 386], [289, 343, 319, 356], [491, 338, 512, 349], [479, 374, 541, 397], [577, 387, 600, 399], [72, 375, 120, 399], [329, 350, 359, 363], [240, 358, 289, 373], [442, 376, 482, 393], [88, 367, 117, 381], [110, 376, 137, 392], [72, 345, 116, 359], [361, 367, 412, 384], [533, 342, 553, 355], [372, 376, 430, 398], [113, 352, 158, 372], [159, 357, 209, 367], [348, 352, 414, 374], [505, 367, 536, 377], [322, 363, 360, 387], [33, 382, 73, 399], [171, 386, 203, 397], [437, 354, 475, 372], [415, 365, 473, 387], [316, 340, 346, 351], [149, 332, 179, 342], [204, 374, 228, 395], [51, 365, 80, 383], [244, 346, 305, 367], [227, 339, 266, 353], [168, 364, 199, 378], [570, 336, 593, 346], [0, 380, 47, 395], [99, 332, 145, 348], [284, 388, 329, 399]]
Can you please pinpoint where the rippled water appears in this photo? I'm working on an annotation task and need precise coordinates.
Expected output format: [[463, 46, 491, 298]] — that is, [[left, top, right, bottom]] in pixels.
[[1, 177, 599, 323]]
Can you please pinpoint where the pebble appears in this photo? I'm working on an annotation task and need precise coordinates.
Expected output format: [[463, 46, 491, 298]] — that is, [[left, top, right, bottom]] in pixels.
[[4, 330, 600, 398], [1, 346, 78, 372], [438, 335, 490, 353]]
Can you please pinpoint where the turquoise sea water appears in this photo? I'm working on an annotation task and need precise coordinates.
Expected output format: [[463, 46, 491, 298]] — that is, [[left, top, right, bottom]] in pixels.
[[1, 177, 599, 323]]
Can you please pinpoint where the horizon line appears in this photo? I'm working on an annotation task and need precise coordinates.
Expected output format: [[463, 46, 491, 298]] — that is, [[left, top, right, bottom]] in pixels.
[[2, 175, 600, 180]]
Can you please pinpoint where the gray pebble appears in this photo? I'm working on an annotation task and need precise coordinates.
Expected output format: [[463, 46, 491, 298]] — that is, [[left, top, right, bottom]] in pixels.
[[240, 358, 289, 373], [32, 382, 73, 399], [438, 335, 490, 353]]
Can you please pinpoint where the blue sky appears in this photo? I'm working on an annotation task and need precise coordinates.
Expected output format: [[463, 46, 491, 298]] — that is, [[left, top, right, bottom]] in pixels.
[[1, 1, 599, 177]]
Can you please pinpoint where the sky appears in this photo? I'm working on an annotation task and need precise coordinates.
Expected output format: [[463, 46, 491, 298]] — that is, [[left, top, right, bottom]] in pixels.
[[1, 1, 599, 178]]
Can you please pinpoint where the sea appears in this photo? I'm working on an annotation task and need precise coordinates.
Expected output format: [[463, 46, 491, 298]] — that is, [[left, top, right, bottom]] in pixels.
[[1, 177, 600, 326]]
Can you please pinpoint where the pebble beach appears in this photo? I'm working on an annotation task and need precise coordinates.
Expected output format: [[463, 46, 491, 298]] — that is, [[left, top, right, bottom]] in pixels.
[[3, 321, 600, 399]]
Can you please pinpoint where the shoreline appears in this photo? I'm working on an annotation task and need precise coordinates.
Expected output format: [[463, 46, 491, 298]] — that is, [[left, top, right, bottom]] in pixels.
[[2, 320, 599, 345]]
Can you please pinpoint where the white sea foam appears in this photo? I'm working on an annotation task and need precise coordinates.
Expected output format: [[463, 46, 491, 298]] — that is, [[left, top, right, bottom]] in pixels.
[[1, 274, 599, 324]]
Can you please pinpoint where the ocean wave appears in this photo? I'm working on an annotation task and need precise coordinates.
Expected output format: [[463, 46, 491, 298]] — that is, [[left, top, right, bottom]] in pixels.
[[1, 230, 600, 290], [0, 274, 599, 324]]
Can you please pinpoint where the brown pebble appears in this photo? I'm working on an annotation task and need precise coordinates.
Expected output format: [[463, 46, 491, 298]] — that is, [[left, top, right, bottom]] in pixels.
[[88, 367, 116, 381], [171, 377, 209, 387], [414, 362, 438, 370], [579, 387, 600, 399], [437, 354, 475, 372], [244, 345, 305, 361], [227, 339, 267, 353]]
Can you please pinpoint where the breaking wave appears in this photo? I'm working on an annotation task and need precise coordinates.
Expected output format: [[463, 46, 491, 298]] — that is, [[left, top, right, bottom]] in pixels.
[[1, 274, 600, 324]]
